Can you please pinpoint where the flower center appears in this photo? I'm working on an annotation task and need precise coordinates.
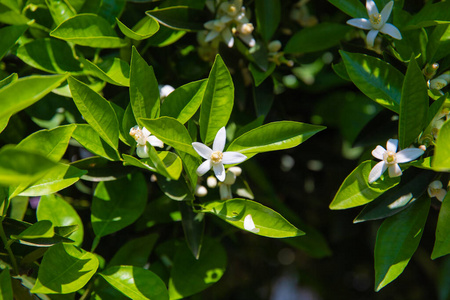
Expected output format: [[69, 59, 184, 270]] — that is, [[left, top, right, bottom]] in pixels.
[[384, 151, 397, 164], [369, 13, 383, 29], [130, 127, 145, 145], [210, 151, 223, 164], [212, 20, 225, 31]]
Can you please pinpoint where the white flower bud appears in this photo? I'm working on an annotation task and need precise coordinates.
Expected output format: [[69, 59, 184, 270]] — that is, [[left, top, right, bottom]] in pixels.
[[228, 166, 242, 176], [268, 40, 282, 53], [206, 176, 218, 188], [223, 171, 236, 185], [195, 185, 208, 197]]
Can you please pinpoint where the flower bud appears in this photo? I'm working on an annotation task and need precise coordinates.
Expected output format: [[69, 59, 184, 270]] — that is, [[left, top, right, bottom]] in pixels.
[[268, 40, 282, 53], [207, 176, 218, 188], [195, 185, 208, 197], [228, 166, 242, 176]]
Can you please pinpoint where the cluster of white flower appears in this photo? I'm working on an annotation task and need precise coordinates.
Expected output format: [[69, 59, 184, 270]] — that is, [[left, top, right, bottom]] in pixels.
[[428, 73, 450, 94], [428, 180, 448, 202], [129, 126, 164, 158]]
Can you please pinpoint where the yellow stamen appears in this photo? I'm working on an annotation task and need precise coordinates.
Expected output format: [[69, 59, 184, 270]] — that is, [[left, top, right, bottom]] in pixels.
[[211, 151, 223, 164]]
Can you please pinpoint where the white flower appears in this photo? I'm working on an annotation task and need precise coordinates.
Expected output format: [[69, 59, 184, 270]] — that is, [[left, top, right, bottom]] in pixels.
[[129, 125, 164, 158], [428, 180, 447, 202], [243, 214, 259, 233], [428, 74, 450, 92], [204, 19, 234, 47], [346, 0, 402, 47], [192, 127, 247, 182], [368, 139, 424, 184], [159, 85, 174, 99]]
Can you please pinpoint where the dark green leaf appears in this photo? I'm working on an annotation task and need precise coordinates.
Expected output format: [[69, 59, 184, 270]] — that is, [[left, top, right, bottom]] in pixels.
[[180, 202, 204, 259], [433, 120, 450, 171], [108, 233, 158, 268], [0, 24, 27, 60], [146, 6, 208, 31], [0, 268, 13, 300], [10, 220, 54, 240], [255, 0, 280, 42], [327, 0, 367, 18], [155, 174, 194, 201], [432, 192, 450, 259]]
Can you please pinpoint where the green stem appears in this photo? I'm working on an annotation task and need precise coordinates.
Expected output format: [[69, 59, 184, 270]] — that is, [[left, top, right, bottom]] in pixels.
[[0, 219, 19, 275]]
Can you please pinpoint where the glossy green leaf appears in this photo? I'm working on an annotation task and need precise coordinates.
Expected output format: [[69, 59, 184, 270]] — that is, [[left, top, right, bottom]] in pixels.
[[9, 196, 28, 221], [177, 150, 198, 190], [160, 79, 207, 124], [50, 14, 127, 48], [146, 26, 186, 47], [122, 103, 138, 146], [146, 147, 183, 180], [340, 51, 404, 113], [81, 57, 130, 86], [98, 0, 126, 24], [68, 76, 119, 150], [140, 117, 198, 157], [327, 0, 367, 18], [146, 6, 208, 31], [0, 268, 13, 300], [122, 151, 182, 181], [116, 16, 159, 40], [72, 124, 121, 161], [203, 198, 304, 238], [0, 3, 29, 25], [71, 156, 132, 182], [405, 1, 450, 29], [0, 24, 27, 60], [31, 243, 99, 294], [180, 202, 204, 259], [169, 238, 226, 299], [37, 194, 84, 246], [227, 121, 326, 156], [0, 73, 17, 89], [155, 174, 194, 201], [432, 192, 450, 259], [130, 47, 160, 121], [398, 56, 428, 149], [433, 120, 450, 171], [0, 74, 69, 120], [108, 233, 158, 268], [199, 55, 234, 144], [330, 161, 400, 210], [374, 199, 430, 291], [10, 220, 54, 240], [255, 0, 280, 42], [91, 173, 147, 238], [100, 266, 169, 300], [46, 0, 76, 25], [285, 23, 351, 54]]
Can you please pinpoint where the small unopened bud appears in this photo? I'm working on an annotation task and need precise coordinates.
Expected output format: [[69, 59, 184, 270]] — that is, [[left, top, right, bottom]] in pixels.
[[207, 176, 218, 188], [150, 174, 157, 182], [195, 185, 208, 197], [419, 145, 426, 151], [223, 171, 236, 185], [286, 60, 295, 67], [228, 166, 242, 176], [424, 63, 439, 79], [268, 40, 282, 53]]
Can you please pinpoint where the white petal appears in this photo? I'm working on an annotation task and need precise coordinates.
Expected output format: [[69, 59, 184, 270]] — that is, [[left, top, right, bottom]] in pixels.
[[192, 142, 213, 159], [239, 34, 255, 47], [372, 145, 386, 160], [213, 127, 226, 152], [366, 29, 379, 47], [436, 190, 447, 202], [380, 1, 394, 24], [380, 23, 402, 40], [205, 30, 220, 42], [429, 180, 443, 190], [196, 159, 212, 176], [346, 18, 372, 30], [386, 139, 398, 153], [223, 171, 236, 185], [396, 148, 424, 163], [222, 28, 234, 48], [368, 161, 387, 183], [244, 214, 259, 233], [219, 184, 232, 200], [388, 163, 402, 177], [204, 20, 218, 30], [213, 163, 226, 181], [148, 135, 164, 148], [366, 0, 379, 16], [136, 145, 149, 158], [142, 127, 151, 137], [222, 152, 247, 164]]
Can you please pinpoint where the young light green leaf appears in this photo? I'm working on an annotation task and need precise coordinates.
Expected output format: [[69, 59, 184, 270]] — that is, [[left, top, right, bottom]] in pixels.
[[31, 243, 99, 294], [10, 220, 54, 240], [100, 266, 169, 300], [432, 192, 450, 259], [327, 0, 367, 18], [91, 173, 147, 238], [202, 198, 304, 238], [146, 6, 208, 31], [37, 194, 84, 246], [72, 124, 121, 161], [130, 47, 160, 121], [199, 55, 234, 144], [340, 51, 404, 113], [433, 120, 450, 171], [374, 198, 430, 291], [9, 196, 28, 221], [108, 233, 158, 268], [50, 14, 127, 48], [81, 57, 130, 86], [0, 24, 27, 60], [227, 121, 326, 156], [255, 0, 280, 42], [0, 268, 13, 300], [399, 56, 428, 149], [68, 76, 119, 150], [146, 147, 183, 180], [116, 16, 159, 40]]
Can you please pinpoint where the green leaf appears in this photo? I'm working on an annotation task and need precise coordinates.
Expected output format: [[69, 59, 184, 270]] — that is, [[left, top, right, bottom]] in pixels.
[[0, 3, 30, 25], [9, 196, 28, 221], [50, 14, 127, 48], [116, 16, 159, 40], [0, 73, 17, 89], [130, 47, 160, 121], [98, 0, 126, 25], [249, 62, 276, 87], [374, 198, 430, 291], [169, 238, 226, 299], [72, 124, 121, 161], [202, 198, 304, 238], [227, 121, 326, 157], [68, 76, 119, 150], [330, 161, 400, 210], [432, 192, 450, 259], [46, 0, 76, 25], [155, 174, 194, 201], [405, 1, 450, 30], [37, 194, 84, 246], [0, 74, 69, 120], [327, 0, 367, 18], [340, 51, 404, 113], [180, 202, 204, 259], [100, 266, 169, 300], [81, 57, 130, 87], [31, 243, 99, 294], [255, 0, 280, 42], [123, 151, 183, 180], [91, 173, 147, 238], [160, 79, 207, 124], [108, 233, 158, 268], [285, 23, 351, 54], [11, 220, 54, 240], [398, 56, 428, 149], [0, 268, 13, 300], [0, 24, 27, 60], [146, 147, 183, 180], [200, 55, 234, 144], [433, 120, 450, 171], [140, 117, 198, 157], [146, 6, 208, 31]]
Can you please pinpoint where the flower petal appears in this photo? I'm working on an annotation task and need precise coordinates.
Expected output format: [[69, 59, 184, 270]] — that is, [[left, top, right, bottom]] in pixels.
[[213, 127, 226, 152], [388, 163, 402, 177], [380, 23, 402, 40], [396, 148, 424, 163], [239, 34, 256, 47], [366, 0, 379, 16], [429, 180, 443, 190], [148, 135, 164, 148], [219, 184, 232, 200], [244, 214, 260, 233], [142, 127, 151, 137], [372, 145, 386, 160], [136, 145, 149, 158], [222, 151, 247, 164], [366, 29, 379, 47], [223, 171, 236, 185], [380, 1, 394, 24], [205, 30, 220, 42], [196, 159, 212, 176], [368, 161, 387, 183], [346, 18, 372, 30], [386, 139, 398, 153], [436, 189, 447, 202], [222, 28, 234, 48], [192, 142, 213, 159], [213, 163, 226, 181]]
